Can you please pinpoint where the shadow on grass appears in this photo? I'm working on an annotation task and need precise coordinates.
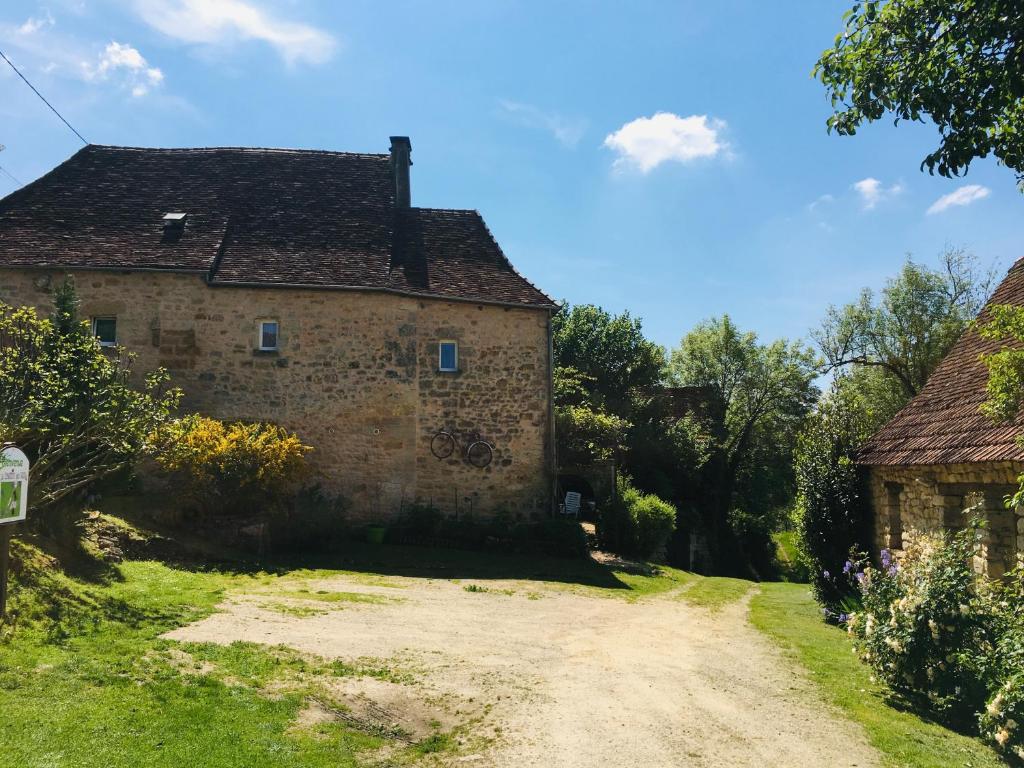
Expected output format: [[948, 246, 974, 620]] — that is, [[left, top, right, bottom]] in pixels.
[[106, 507, 634, 590], [267, 542, 633, 590]]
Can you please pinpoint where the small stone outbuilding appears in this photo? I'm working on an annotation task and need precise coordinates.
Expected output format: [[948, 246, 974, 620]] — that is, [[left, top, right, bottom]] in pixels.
[[857, 258, 1024, 577], [0, 138, 558, 522]]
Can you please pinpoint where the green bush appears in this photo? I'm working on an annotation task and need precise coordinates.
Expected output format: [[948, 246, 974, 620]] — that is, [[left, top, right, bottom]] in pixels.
[[388, 505, 587, 558], [845, 524, 1024, 755], [631, 492, 676, 559], [269, 485, 348, 552], [979, 570, 1024, 760], [846, 529, 992, 724], [597, 476, 676, 560]]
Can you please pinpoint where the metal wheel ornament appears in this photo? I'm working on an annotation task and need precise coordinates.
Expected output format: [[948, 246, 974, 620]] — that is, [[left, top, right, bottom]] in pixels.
[[466, 440, 494, 469], [430, 430, 456, 460]]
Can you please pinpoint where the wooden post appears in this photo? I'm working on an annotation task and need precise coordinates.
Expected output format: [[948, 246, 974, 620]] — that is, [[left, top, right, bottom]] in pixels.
[[0, 524, 11, 621]]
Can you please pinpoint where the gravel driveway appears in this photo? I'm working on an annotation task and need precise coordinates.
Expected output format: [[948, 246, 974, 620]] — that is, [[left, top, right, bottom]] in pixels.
[[165, 570, 878, 768]]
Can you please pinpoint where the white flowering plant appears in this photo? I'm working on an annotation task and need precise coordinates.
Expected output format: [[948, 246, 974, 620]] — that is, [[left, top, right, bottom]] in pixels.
[[978, 569, 1024, 762], [845, 524, 995, 725]]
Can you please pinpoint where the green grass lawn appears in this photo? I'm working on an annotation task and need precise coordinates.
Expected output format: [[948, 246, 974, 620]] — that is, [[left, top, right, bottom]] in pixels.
[[0, 559, 405, 768], [0, 528, 739, 768], [751, 582, 1006, 768], [2, 521, 1006, 768]]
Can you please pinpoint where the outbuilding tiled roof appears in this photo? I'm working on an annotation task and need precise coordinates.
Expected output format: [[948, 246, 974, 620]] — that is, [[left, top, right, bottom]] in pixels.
[[0, 144, 555, 309], [857, 257, 1024, 466]]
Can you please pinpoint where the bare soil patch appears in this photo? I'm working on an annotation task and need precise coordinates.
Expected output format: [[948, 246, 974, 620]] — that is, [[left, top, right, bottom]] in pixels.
[[165, 572, 879, 767]]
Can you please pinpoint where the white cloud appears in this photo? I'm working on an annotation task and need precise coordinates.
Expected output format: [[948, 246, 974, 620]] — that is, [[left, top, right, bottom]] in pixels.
[[497, 100, 586, 148], [852, 177, 904, 210], [926, 184, 991, 215], [132, 0, 336, 66], [84, 42, 164, 97], [16, 11, 55, 35], [603, 112, 727, 172], [807, 193, 834, 213]]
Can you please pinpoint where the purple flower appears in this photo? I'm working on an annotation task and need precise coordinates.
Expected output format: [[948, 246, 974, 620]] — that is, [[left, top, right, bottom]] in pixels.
[[843, 560, 854, 574], [855, 572, 866, 584], [880, 549, 892, 568], [822, 570, 831, 579], [839, 613, 849, 623], [887, 564, 898, 577]]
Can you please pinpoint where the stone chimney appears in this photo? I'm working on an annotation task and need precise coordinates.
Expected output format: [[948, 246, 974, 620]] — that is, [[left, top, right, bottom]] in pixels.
[[389, 136, 412, 208]]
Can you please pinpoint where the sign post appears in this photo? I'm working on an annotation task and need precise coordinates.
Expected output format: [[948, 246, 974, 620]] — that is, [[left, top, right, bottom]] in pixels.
[[0, 445, 29, 620]]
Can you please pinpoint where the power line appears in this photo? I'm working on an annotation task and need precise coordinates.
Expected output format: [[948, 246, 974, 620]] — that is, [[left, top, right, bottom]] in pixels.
[[0, 47, 88, 145], [0, 164, 22, 188]]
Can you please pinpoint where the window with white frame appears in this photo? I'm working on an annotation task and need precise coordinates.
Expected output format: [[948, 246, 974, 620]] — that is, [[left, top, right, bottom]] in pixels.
[[258, 320, 279, 351], [91, 316, 117, 347], [438, 340, 458, 372]]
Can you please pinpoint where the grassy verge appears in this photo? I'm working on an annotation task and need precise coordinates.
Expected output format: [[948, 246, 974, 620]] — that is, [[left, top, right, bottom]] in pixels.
[[0, 543, 450, 768], [750, 582, 1006, 768]]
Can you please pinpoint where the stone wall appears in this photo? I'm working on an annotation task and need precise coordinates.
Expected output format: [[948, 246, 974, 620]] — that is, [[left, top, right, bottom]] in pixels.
[[1, 268, 554, 522], [866, 462, 1024, 578]]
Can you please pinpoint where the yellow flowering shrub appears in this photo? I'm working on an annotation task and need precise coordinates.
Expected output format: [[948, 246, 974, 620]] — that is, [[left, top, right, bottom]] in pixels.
[[153, 415, 312, 515]]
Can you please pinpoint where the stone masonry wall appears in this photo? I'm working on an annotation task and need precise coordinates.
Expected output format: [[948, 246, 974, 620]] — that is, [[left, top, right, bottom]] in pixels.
[[867, 463, 1024, 578], [0, 269, 554, 522]]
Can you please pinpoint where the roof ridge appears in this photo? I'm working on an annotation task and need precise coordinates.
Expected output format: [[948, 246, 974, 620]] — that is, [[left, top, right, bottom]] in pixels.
[[409, 206, 478, 214], [86, 144, 389, 159]]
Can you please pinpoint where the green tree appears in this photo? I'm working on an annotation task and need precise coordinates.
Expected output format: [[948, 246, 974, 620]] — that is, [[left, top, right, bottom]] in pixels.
[[794, 382, 875, 616], [666, 315, 818, 571], [816, 0, 1024, 187], [978, 301, 1024, 514], [552, 304, 665, 413], [814, 249, 995, 404], [0, 278, 179, 528]]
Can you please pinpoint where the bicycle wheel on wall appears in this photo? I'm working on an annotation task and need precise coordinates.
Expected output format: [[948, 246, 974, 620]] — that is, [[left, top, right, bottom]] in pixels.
[[466, 441, 493, 468], [431, 430, 456, 459]]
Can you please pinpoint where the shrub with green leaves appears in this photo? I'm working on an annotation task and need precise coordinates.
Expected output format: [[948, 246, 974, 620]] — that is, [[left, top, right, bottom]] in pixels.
[[0, 278, 179, 526], [846, 525, 994, 725], [597, 476, 676, 560], [268, 484, 349, 552], [978, 570, 1024, 760]]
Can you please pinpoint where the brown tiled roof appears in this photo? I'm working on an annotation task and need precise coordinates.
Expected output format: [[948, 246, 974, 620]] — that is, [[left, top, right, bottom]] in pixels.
[[0, 145, 555, 309], [857, 257, 1024, 466]]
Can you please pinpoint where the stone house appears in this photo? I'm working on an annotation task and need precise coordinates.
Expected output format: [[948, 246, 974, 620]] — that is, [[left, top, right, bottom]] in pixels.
[[857, 258, 1024, 577], [0, 138, 558, 522]]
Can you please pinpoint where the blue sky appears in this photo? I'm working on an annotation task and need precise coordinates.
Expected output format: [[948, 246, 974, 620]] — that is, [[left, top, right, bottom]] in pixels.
[[2, 1, 1022, 352]]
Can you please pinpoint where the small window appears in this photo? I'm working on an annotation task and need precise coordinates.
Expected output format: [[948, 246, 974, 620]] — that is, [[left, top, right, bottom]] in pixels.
[[91, 316, 117, 347], [258, 320, 279, 351], [439, 341, 458, 372], [886, 483, 903, 550]]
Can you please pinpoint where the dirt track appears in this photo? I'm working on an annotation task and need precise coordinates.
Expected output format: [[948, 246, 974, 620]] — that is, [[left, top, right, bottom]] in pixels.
[[165, 574, 879, 768]]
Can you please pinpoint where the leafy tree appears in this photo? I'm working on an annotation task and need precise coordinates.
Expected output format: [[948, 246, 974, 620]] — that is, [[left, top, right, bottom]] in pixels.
[[794, 382, 875, 616], [555, 406, 628, 467], [0, 278, 179, 527], [816, 0, 1024, 187], [552, 304, 665, 413], [666, 315, 819, 571], [815, 249, 995, 402], [979, 305, 1024, 425]]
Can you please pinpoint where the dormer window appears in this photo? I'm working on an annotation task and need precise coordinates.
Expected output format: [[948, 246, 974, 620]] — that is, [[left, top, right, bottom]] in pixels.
[[162, 212, 188, 243]]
